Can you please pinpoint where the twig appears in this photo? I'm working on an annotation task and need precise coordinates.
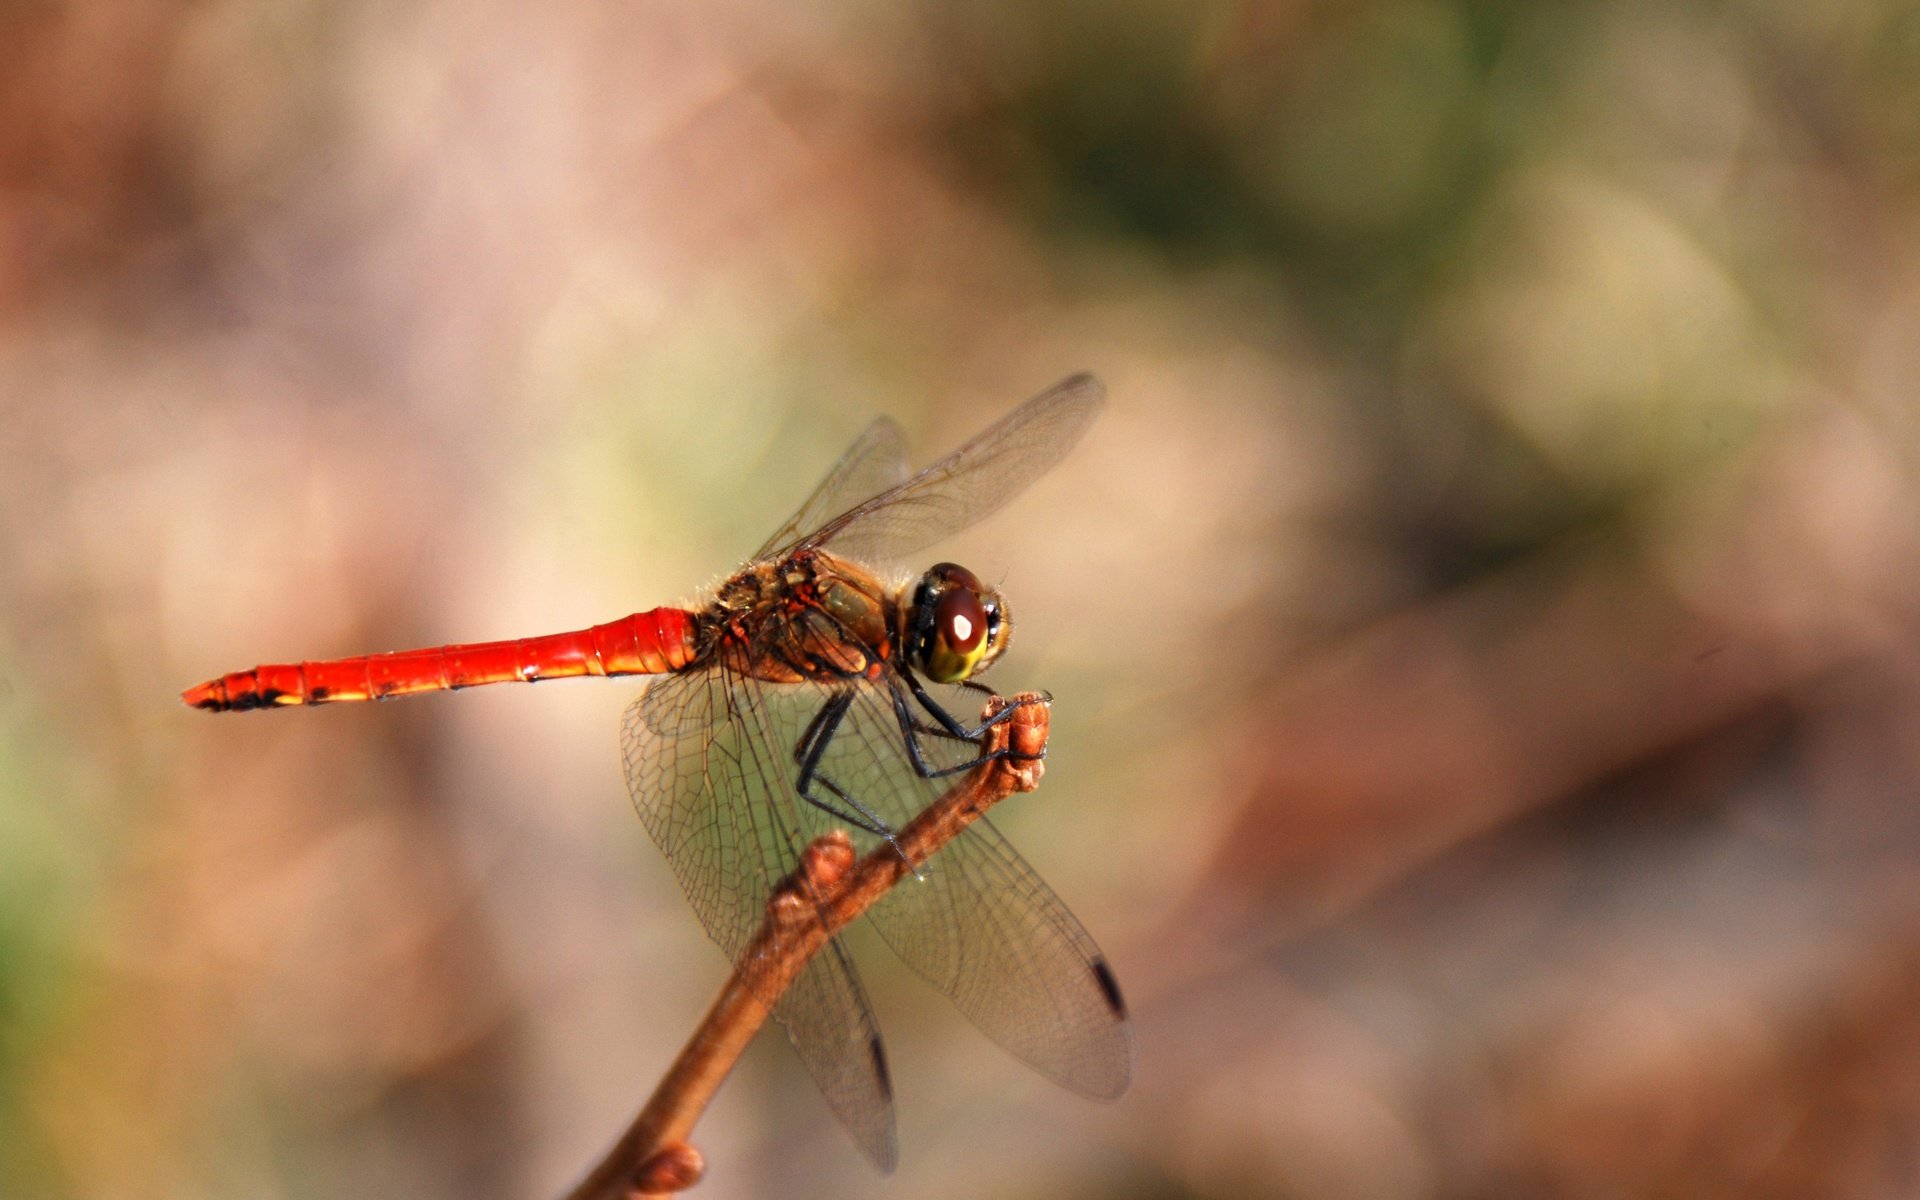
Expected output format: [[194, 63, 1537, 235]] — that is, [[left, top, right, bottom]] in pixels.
[[562, 692, 1053, 1199]]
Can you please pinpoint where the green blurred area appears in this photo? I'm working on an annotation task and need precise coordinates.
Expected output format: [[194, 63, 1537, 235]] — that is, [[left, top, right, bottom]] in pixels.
[[7, 1, 1920, 1197]]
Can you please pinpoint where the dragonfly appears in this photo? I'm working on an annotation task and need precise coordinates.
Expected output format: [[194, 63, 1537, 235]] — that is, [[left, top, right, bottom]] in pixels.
[[182, 373, 1131, 1170]]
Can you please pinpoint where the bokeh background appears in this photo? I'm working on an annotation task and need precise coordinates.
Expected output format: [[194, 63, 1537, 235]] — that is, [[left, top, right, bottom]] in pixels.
[[8, 2, 1920, 1197]]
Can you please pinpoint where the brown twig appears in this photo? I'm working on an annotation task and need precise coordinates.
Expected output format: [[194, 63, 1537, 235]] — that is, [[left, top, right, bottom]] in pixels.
[[561, 692, 1053, 1200]]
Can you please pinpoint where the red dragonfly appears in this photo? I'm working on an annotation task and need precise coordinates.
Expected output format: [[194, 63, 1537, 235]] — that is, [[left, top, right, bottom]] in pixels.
[[183, 374, 1131, 1169]]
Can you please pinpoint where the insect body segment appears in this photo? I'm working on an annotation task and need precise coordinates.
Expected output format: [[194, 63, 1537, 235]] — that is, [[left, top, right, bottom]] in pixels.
[[181, 607, 698, 711]]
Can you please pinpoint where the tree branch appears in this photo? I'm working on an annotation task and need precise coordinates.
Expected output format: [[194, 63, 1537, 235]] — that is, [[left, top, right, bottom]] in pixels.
[[561, 692, 1053, 1199]]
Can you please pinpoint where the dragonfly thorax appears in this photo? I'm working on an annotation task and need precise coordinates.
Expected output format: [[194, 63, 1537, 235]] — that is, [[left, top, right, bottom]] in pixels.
[[902, 562, 1011, 684], [707, 549, 898, 684]]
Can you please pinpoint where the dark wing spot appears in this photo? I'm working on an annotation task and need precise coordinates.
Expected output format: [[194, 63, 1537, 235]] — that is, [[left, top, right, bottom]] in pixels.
[[1091, 958, 1128, 1019], [869, 1035, 892, 1103]]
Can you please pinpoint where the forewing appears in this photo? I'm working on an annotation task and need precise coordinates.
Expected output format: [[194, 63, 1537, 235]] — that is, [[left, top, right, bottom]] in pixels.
[[753, 416, 910, 561], [788, 676, 1134, 1099], [799, 374, 1105, 565], [622, 669, 898, 1169]]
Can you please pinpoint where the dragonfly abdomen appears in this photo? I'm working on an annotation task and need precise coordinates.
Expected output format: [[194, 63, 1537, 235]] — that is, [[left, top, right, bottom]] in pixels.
[[182, 607, 699, 711]]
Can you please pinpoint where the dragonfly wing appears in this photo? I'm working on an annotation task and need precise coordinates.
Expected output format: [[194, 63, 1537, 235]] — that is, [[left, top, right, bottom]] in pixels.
[[753, 416, 910, 562], [799, 374, 1104, 565], [870, 812, 1133, 1098], [788, 675, 1134, 1099], [775, 939, 897, 1171], [622, 669, 898, 1170]]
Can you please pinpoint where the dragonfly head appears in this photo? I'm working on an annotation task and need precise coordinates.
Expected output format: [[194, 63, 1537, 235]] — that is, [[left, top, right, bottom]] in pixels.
[[906, 562, 1011, 684]]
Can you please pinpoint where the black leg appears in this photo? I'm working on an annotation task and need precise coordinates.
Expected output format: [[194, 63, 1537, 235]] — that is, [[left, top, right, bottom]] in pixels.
[[887, 671, 1044, 782], [792, 691, 911, 866], [899, 667, 1036, 742]]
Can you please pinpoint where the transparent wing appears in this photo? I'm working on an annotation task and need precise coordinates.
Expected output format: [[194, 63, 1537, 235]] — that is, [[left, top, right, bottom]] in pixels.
[[786, 674, 1134, 1099], [622, 668, 898, 1170], [753, 416, 910, 562], [797, 374, 1105, 565], [775, 938, 897, 1171]]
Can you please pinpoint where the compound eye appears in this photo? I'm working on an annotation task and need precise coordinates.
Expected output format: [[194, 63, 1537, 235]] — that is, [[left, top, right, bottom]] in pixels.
[[936, 587, 987, 654]]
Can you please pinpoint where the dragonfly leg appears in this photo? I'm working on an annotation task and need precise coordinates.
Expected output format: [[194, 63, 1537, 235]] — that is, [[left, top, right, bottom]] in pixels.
[[903, 668, 1037, 741], [793, 691, 916, 871], [887, 672, 1044, 782]]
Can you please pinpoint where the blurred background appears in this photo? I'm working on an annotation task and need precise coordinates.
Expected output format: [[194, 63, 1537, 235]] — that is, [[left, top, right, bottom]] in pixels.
[[6, 1, 1920, 1197]]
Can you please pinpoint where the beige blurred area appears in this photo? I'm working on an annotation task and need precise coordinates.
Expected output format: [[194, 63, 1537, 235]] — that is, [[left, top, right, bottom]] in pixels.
[[7, 1, 1920, 1197]]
